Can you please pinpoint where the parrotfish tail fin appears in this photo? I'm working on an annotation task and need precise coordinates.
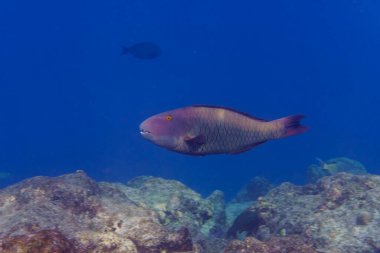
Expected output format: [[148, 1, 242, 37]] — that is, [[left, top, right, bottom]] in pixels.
[[277, 114, 308, 138], [122, 46, 129, 55]]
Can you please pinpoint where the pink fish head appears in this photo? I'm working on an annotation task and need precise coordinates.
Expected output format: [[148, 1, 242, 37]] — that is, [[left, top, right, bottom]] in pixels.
[[139, 109, 191, 150]]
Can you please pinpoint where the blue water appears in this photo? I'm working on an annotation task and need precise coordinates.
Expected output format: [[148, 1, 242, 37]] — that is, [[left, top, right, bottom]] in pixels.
[[1, 0, 379, 199]]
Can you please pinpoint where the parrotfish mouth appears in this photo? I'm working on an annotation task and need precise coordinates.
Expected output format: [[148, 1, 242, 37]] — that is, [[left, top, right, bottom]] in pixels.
[[140, 129, 151, 135]]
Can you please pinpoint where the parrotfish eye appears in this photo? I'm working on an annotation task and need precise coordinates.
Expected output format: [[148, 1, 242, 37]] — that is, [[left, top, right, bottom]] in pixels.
[[165, 115, 173, 121]]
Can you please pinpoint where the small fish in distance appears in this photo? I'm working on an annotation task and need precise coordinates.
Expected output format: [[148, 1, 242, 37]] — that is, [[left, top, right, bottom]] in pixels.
[[122, 42, 161, 59], [0, 172, 11, 180], [139, 105, 308, 155]]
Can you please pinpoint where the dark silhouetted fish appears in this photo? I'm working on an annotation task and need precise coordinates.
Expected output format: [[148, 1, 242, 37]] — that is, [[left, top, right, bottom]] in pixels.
[[140, 105, 308, 155], [122, 42, 161, 59]]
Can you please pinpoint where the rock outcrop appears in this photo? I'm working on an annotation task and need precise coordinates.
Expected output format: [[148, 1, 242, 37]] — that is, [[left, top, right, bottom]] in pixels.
[[224, 235, 318, 253], [1, 160, 380, 253], [228, 173, 380, 253], [226, 176, 274, 227], [0, 171, 225, 253]]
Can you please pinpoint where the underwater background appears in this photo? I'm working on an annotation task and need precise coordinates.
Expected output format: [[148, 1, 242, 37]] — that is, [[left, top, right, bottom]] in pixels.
[[1, 0, 380, 200]]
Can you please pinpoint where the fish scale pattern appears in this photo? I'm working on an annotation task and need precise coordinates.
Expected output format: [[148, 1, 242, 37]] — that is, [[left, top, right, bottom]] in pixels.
[[192, 108, 270, 154]]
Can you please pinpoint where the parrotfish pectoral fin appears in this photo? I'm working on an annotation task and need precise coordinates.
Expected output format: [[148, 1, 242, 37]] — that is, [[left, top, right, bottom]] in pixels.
[[185, 135, 206, 151], [278, 115, 308, 138]]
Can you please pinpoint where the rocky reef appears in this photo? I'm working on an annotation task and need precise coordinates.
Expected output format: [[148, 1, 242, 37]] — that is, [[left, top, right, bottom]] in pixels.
[[307, 157, 367, 183], [0, 157, 379, 253], [224, 235, 318, 253], [228, 173, 380, 253], [0, 171, 224, 253], [226, 176, 274, 227]]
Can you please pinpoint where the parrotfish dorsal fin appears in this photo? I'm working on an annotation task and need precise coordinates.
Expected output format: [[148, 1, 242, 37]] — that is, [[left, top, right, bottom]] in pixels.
[[185, 135, 206, 151], [191, 105, 267, 122]]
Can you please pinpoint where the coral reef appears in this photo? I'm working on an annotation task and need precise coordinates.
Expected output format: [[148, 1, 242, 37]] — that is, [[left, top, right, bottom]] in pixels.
[[229, 173, 380, 253], [1, 160, 380, 253], [307, 157, 367, 183], [104, 176, 227, 252], [117, 176, 226, 238], [226, 176, 274, 228], [232, 176, 274, 203], [0, 171, 216, 252], [224, 235, 318, 253], [0, 230, 76, 253]]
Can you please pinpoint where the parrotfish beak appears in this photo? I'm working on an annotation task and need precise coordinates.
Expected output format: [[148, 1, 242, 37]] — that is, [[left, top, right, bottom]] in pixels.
[[139, 120, 153, 141]]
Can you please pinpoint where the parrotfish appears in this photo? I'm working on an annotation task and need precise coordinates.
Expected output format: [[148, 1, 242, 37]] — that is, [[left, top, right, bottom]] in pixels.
[[122, 42, 161, 59], [139, 105, 308, 155]]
